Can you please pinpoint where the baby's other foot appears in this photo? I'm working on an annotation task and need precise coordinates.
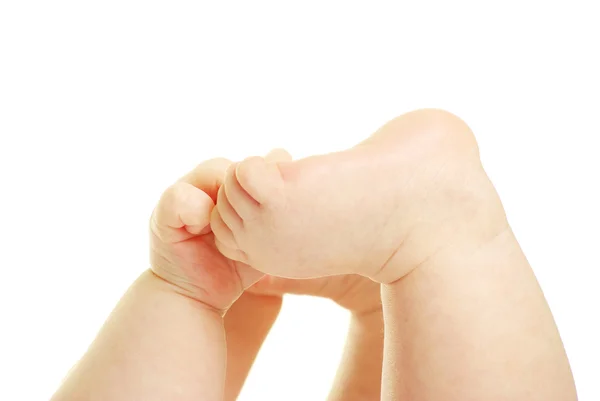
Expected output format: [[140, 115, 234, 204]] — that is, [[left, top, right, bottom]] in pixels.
[[212, 109, 508, 283]]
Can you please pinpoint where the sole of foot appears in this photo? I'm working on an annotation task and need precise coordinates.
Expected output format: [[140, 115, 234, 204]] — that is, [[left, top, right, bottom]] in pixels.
[[213, 109, 508, 283]]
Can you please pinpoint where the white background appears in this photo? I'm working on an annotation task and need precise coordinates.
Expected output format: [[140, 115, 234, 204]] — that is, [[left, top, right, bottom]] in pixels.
[[1, 1, 599, 400]]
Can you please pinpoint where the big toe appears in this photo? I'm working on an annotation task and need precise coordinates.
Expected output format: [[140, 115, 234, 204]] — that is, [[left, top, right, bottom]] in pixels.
[[235, 156, 286, 205]]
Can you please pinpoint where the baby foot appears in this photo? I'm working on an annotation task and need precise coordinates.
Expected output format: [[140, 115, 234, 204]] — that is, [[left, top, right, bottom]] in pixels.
[[150, 150, 291, 313], [212, 109, 508, 283]]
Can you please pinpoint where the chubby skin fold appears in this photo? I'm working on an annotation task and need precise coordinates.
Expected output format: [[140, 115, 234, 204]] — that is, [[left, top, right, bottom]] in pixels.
[[212, 109, 577, 401]]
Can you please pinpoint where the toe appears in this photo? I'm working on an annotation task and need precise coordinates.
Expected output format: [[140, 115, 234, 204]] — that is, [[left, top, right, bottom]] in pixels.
[[265, 148, 292, 162], [209, 207, 238, 249], [214, 236, 248, 264], [223, 163, 260, 221], [235, 156, 285, 205], [216, 185, 243, 231]]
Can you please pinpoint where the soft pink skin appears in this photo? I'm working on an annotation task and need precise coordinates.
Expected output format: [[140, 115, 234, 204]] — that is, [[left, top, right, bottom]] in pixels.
[[149, 157, 260, 312], [52, 151, 296, 401], [150, 150, 291, 313], [212, 108, 577, 401], [223, 291, 283, 401], [211, 109, 505, 283]]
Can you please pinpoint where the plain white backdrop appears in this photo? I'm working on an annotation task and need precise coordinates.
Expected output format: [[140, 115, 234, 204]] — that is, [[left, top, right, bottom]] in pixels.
[[1, 1, 599, 400]]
